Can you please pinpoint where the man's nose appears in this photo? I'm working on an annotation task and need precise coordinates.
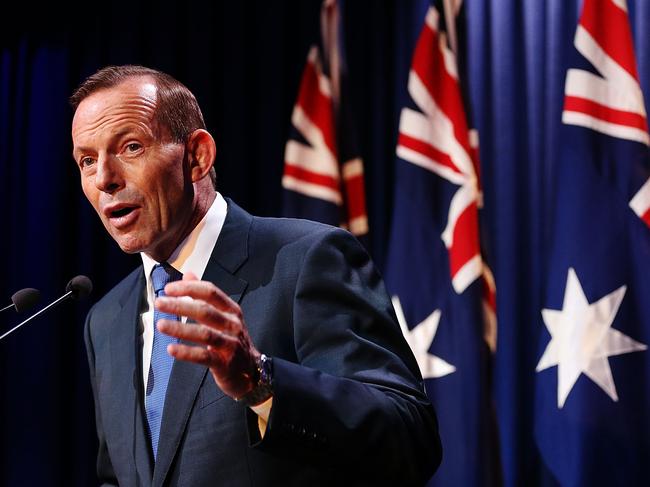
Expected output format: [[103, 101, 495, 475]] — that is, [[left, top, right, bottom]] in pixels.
[[94, 154, 125, 194]]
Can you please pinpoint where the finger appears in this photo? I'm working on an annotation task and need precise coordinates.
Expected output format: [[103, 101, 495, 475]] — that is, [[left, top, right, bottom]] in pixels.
[[163, 280, 238, 313], [157, 319, 233, 347], [182, 271, 198, 281], [166, 342, 217, 368], [155, 297, 240, 333], [167, 342, 243, 395]]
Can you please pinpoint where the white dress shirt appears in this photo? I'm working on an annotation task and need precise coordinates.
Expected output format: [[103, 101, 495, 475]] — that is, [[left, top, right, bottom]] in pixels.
[[140, 192, 227, 390]]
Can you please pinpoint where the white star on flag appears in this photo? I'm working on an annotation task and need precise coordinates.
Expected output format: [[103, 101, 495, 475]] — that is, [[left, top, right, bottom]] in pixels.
[[536, 267, 647, 408], [392, 296, 456, 379]]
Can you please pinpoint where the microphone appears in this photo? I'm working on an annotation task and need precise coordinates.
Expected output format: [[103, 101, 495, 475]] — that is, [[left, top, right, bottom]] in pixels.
[[0, 288, 41, 314], [66, 275, 93, 300], [0, 275, 93, 342]]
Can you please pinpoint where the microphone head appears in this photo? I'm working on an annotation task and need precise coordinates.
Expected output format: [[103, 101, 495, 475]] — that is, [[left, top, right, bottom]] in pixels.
[[11, 288, 41, 313], [66, 275, 93, 300]]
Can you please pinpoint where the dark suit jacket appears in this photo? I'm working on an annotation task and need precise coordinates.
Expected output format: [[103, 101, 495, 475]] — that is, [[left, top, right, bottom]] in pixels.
[[84, 199, 441, 486]]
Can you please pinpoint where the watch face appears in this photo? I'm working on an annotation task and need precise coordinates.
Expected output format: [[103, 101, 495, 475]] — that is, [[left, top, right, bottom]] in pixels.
[[260, 354, 273, 386]]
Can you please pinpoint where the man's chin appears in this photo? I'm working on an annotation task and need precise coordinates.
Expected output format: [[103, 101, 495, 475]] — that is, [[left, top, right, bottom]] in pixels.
[[112, 235, 148, 255]]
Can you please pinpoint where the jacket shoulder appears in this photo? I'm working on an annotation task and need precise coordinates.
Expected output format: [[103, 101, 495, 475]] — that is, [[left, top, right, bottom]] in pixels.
[[249, 215, 357, 251]]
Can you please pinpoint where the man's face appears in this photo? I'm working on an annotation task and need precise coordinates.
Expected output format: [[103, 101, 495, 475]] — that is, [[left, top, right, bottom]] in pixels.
[[72, 77, 194, 260]]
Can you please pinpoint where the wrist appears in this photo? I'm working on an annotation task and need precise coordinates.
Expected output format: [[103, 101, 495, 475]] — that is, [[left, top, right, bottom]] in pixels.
[[237, 353, 273, 407]]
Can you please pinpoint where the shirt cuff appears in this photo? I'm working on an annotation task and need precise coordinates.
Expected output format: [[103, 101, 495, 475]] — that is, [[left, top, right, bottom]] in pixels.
[[250, 396, 273, 438]]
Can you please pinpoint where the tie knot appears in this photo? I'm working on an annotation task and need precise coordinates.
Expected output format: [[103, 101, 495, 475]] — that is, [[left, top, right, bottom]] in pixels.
[[151, 263, 182, 296]]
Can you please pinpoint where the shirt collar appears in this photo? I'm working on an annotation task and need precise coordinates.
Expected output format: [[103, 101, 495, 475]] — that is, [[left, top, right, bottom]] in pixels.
[[141, 192, 228, 283]]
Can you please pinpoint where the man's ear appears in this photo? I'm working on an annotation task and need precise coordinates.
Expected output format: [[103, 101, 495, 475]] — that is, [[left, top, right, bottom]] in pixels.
[[186, 129, 217, 183]]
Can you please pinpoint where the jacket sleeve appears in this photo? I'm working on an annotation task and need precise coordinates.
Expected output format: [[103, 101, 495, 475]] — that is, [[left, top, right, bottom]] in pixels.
[[84, 307, 119, 487], [249, 228, 442, 485]]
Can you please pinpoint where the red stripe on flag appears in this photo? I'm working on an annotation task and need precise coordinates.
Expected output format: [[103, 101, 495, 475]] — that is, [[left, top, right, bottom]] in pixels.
[[564, 95, 649, 132], [581, 0, 640, 81], [641, 208, 650, 227], [343, 173, 367, 221], [411, 17, 472, 161], [296, 58, 337, 156], [283, 164, 340, 192], [448, 202, 480, 278], [398, 132, 463, 174]]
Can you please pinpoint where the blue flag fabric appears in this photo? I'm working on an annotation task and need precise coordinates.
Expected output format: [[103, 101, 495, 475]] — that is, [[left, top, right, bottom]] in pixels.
[[533, 0, 650, 485], [385, 1, 498, 485], [458, 0, 650, 484]]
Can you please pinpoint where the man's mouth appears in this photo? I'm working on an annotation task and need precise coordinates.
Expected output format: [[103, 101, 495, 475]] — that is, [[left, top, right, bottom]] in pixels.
[[111, 207, 136, 218], [104, 204, 141, 229]]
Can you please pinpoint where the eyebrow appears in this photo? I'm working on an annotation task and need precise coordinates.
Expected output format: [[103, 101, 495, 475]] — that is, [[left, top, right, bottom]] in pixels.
[[72, 147, 89, 160], [72, 127, 147, 159]]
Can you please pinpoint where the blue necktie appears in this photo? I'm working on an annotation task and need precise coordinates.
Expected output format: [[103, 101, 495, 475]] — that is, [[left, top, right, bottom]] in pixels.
[[146, 263, 182, 460]]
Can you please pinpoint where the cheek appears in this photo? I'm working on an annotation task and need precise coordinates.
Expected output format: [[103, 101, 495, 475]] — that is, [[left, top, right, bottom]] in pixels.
[[153, 169, 189, 211]]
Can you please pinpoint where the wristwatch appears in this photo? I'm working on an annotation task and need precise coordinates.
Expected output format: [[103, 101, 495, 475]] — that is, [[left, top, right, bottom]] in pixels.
[[237, 353, 273, 407]]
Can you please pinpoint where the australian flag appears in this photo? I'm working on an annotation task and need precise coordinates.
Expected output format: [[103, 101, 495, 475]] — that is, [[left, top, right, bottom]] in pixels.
[[282, 0, 368, 236], [384, 1, 499, 485], [533, 0, 650, 485]]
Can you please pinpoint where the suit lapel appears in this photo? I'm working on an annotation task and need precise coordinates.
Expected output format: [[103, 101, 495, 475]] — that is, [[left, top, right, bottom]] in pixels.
[[152, 199, 251, 486], [109, 269, 153, 486]]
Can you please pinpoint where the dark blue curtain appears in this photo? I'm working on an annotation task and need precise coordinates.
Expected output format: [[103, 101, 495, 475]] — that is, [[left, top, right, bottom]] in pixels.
[[1, 1, 649, 486]]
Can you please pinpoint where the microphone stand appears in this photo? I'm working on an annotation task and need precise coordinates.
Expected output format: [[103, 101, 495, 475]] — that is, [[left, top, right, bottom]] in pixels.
[[0, 291, 73, 342]]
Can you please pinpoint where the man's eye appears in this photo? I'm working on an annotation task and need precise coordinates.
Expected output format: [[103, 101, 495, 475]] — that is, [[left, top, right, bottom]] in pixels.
[[126, 143, 142, 152], [80, 157, 95, 168]]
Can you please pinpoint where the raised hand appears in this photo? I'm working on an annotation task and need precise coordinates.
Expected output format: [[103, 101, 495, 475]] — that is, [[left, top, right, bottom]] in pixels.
[[155, 272, 261, 400]]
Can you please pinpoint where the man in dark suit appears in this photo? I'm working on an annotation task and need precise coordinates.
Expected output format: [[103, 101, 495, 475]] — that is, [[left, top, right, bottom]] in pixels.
[[72, 65, 441, 486]]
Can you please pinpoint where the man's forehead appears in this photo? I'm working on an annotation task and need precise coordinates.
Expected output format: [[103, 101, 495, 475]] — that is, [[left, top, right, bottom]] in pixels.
[[72, 77, 159, 135], [78, 77, 157, 114]]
